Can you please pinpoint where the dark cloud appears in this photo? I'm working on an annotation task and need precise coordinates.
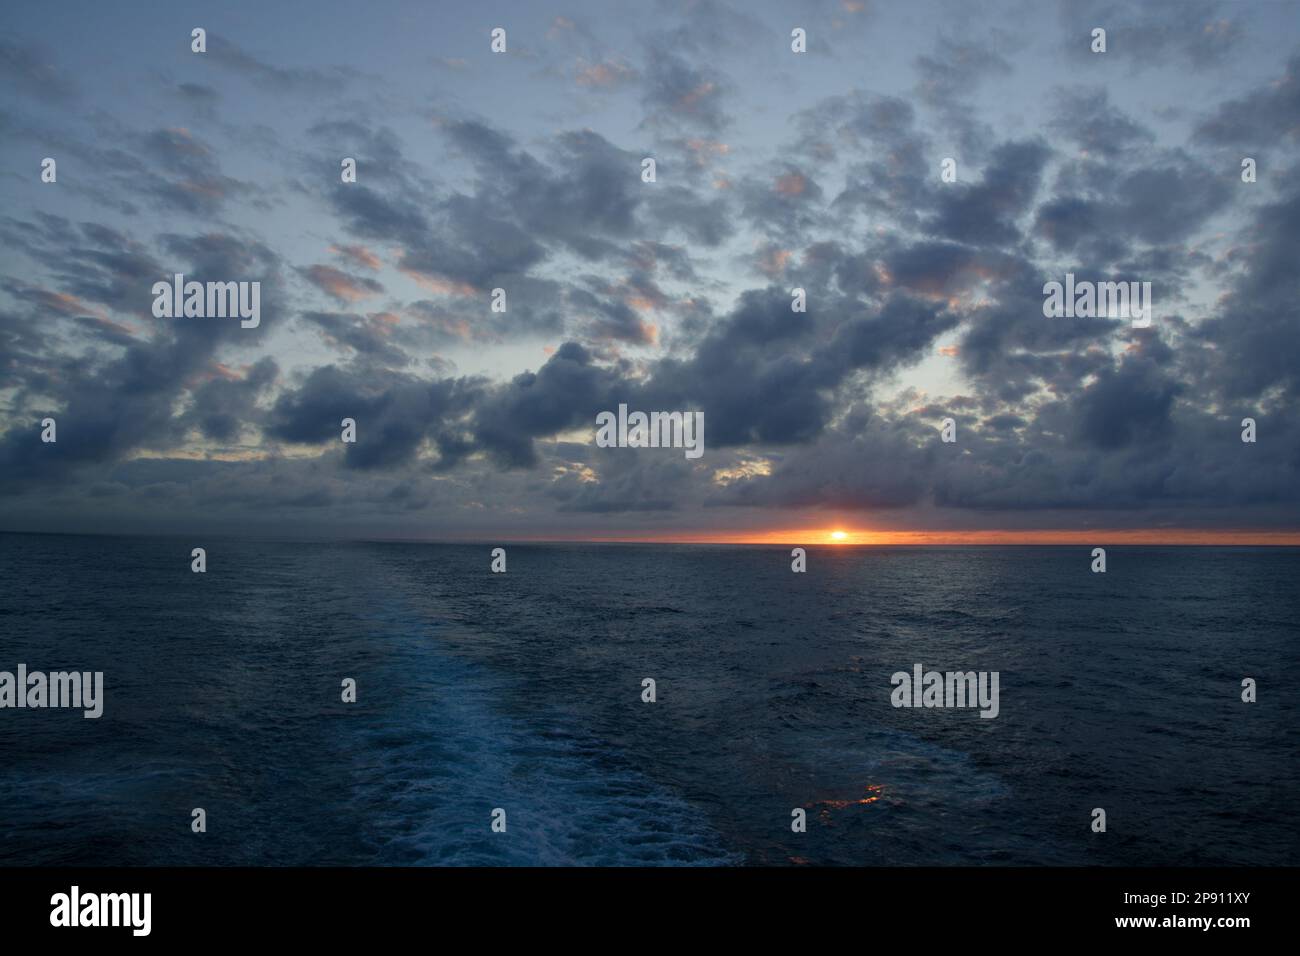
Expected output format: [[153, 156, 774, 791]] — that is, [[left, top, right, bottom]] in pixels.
[[173, 82, 220, 120], [1036, 148, 1233, 259], [640, 47, 731, 133], [1057, 0, 1244, 69], [184, 357, 279, 442], [800, 92, 935, 229], [265, 364, 481, 470], [1048, 87, 1155, 160], [471, 343, 627, 468], [1, 1, 1298, 536], [738, 166, 825, 239], [1075, 352, 1183, 449], [926, 139, 1053, 247], [1196, 187, 1300, 401], [300, 311, 409, 366], [568, 285, 658, 346], [0, 224, 286, 495], [1194, 52, 1300, 149], [913, 32, 1015, 157], [915, 35, 1014, 107], [136, 127, 251, 214], [0, 39, 77, 102], [204, 34, 358, 93], [644, 286, 957, 448]]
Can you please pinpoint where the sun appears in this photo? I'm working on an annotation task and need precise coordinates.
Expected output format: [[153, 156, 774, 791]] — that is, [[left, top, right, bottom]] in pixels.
[[830, 530, 848, 542]]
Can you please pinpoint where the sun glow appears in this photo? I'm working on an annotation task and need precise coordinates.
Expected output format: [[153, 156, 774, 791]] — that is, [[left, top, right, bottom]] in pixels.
[[460, 528, 1300, 546]]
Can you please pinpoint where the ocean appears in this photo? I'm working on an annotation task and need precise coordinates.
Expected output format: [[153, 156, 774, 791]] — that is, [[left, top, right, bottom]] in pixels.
[[1, 533, 1297, 866]]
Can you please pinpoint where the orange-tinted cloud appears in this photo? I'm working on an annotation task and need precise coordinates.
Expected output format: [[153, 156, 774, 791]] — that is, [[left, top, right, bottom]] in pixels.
[[329, 244, 382, 270], [400, 268, 476, 297], [300, 264, 384, 302], [575, 58, 636, 88], [774, 172, 808, 196]]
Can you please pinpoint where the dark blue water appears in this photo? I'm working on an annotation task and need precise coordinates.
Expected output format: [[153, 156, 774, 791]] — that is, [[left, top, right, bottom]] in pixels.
[[1, 533, 1297, 866]]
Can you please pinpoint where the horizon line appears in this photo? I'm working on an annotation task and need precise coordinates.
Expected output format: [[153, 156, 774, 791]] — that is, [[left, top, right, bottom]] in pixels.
[[4, 527, 1300, 546]]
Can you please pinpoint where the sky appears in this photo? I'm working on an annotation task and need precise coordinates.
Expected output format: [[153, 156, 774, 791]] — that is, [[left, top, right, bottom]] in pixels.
[[1, 0, 1299, 543]]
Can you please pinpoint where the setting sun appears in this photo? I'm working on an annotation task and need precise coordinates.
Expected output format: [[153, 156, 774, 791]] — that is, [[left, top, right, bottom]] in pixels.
[[830, 530, 848, 542]]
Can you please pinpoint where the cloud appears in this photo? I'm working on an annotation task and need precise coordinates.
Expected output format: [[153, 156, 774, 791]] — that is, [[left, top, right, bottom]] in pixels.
[[330, 244, 382, 271], [298, 264, 385, 303], [204, 34, 358, 93], [265, 364, 481, 470], [1, 0, 1298, 535], [184, 357, 279, 442], [574, 58, 638, 89], [925, 139, 1053, 247], [1195, 53, 1300, 148], [1057, 0, 1243, 69], [0, 39, 77, 102], [641, 47, 731, 133]]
